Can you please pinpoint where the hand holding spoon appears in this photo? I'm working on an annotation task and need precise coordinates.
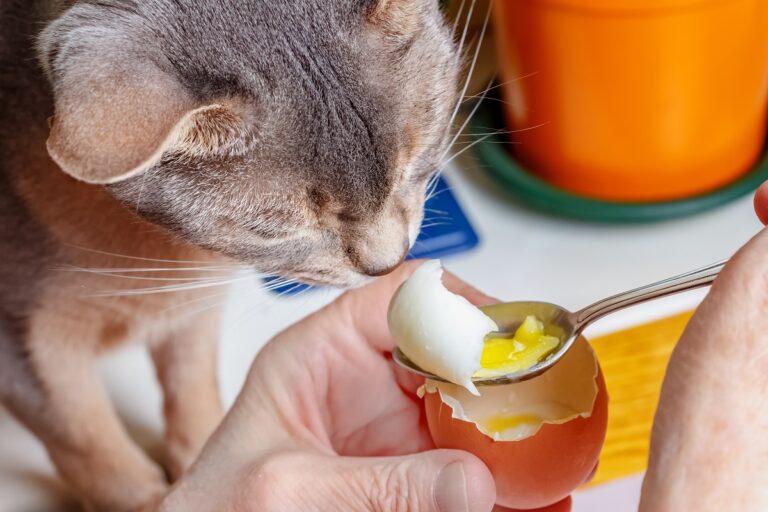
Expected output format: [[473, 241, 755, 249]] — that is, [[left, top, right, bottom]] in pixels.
[[393, 259, 726, 386]]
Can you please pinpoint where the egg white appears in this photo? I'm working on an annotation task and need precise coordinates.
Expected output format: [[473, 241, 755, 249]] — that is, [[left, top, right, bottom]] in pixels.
[[387, 260, 498, 395]]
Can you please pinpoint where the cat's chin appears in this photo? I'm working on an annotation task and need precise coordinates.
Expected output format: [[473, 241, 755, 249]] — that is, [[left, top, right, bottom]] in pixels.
[[341, 274, 376, 290], [313, 274, 375, 290]]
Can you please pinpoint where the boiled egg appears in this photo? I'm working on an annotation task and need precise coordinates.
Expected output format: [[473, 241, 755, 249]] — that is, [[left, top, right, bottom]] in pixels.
[[387, 260, 561, 393], [388, 261, 608, 509], [387, 260, 498, 395]]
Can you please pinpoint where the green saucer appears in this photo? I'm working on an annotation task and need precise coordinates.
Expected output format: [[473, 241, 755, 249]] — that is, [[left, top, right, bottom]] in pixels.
[[470, 102, 768, 223]]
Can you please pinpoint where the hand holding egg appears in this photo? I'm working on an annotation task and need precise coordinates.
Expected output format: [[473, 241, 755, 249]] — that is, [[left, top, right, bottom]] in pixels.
[[161, 262, 504, 512]]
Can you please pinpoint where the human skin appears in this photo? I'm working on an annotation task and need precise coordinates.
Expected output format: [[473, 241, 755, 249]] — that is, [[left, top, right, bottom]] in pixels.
[[157, 262, 569, 512], [640, 208, 768, 508]]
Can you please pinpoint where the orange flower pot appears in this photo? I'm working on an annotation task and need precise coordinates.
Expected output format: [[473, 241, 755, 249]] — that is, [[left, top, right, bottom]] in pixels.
[[493, 0, 768, 202]]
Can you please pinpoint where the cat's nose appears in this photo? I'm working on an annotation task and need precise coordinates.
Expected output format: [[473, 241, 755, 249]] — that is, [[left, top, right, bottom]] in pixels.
[[359, 244, 409, 277], [350, 237, 410, 277]]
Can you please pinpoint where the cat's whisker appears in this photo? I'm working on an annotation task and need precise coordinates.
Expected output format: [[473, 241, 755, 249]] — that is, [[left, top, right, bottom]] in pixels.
[[56, 265, 245, 275], [425, 187, 451, 203], [86, 273, 256, 298], [431, 2, 493, 188], [425, 177, 456, 203], [65, 244, 247, 267], [439, 0, 477, 149], [453, 0, 477, 69], [465, 96, 514, 107], [440, 121, 549, 169], [456, 129, 522, 137], [414, 212, 451, 238], [420, 222, 452, 230], [174, 301, 227, 320], [263, 279, 300, 292], [422, 211, 453, 219], [461, 73, 540, 103], [55, 264, 255, 286], [440, 76, 495, 163], [445, 0, 492, 142], [160, 291, 230, 315], [450, 0, 468, 39], [439, 133, 497, 168], [452, 122, 549, 140], [262, 281, 305, 301], [425, 174, 442, 203], [494, 121, 550, 135], [73, 273, 236, 283]]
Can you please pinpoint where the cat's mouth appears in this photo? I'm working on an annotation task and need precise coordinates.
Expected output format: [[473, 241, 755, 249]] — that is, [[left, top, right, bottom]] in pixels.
[[271, 268, 375, 290]]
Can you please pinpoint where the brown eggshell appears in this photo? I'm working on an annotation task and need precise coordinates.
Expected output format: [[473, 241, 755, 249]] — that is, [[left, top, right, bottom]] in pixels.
[[423, 337, 608, 510]]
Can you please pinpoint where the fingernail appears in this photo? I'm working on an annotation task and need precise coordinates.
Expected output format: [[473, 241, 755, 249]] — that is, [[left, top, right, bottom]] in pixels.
[[434, 462, 469, 512]]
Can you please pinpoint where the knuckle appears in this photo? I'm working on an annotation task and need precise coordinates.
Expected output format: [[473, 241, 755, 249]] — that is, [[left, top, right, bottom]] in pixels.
[[236, 452, 304, 511], [366, 462, 421, 512]]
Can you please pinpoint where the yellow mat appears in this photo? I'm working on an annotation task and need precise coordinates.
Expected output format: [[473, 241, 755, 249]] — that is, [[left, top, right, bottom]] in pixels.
[[584, 310, 694, 487]]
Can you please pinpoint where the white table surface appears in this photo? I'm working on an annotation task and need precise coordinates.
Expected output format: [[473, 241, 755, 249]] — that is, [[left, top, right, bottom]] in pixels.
[[1, 159, 762, 512]]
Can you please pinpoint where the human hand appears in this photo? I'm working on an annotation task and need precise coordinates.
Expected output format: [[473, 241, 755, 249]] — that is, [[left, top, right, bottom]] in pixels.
[[640, 227, 768, 510], [159, 261, 570, 511]]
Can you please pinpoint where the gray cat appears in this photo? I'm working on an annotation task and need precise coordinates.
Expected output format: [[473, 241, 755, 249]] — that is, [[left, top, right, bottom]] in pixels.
[[0, 0, 460, 510]]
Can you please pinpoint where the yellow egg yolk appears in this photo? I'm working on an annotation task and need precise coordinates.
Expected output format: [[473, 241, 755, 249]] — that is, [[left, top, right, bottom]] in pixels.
[[480, 413, 543, 434], [473, 315, 560, 378]]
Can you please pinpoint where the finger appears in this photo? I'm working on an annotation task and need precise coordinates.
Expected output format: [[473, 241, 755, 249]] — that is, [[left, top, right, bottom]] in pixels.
[[346, 450, 496, 512], [442, 271, 499, 307], [249, 450, 497, 512], [391, 357, 431, 396], [754, 181, 768, 225], [330, 260, 423, 352]]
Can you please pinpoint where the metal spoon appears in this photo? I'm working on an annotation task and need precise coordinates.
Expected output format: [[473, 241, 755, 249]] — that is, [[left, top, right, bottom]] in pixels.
[[393, 259, 727, 386]]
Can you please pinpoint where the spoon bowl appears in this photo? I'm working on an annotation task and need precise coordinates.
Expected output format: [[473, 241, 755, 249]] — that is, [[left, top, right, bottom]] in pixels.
[[393, 259, 727, 386]]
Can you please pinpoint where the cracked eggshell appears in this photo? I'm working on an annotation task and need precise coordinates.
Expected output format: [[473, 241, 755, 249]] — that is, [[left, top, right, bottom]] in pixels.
[[387, 260, 498, 395], [422, 337, 608, 510]]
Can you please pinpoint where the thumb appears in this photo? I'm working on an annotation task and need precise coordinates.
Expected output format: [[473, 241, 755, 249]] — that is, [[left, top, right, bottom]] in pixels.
[[259, 450, 497, 512]]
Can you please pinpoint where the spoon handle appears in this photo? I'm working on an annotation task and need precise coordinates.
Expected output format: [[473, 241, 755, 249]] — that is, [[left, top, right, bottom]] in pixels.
[[574, 259, 728, 330]]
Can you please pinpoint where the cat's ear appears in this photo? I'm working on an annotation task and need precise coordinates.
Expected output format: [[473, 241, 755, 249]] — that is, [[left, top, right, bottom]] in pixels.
[[368, 0, 421, 34], [45, 65, 243, 185], [39, 8, 243, 185]]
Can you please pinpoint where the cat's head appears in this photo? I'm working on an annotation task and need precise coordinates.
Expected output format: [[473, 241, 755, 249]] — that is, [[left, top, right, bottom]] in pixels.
[[38, 0, 459, 287]]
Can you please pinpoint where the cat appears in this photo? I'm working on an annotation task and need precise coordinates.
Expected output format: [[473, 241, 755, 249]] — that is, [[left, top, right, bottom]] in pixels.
[[0, 0, 461, 510]]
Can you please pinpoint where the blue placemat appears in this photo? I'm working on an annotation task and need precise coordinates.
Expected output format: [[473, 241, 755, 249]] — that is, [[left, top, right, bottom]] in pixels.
[[264, 175, 479, 295]]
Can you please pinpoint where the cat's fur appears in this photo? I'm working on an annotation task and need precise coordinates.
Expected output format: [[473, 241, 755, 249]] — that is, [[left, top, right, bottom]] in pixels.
[[0, 0, 459, 510]]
